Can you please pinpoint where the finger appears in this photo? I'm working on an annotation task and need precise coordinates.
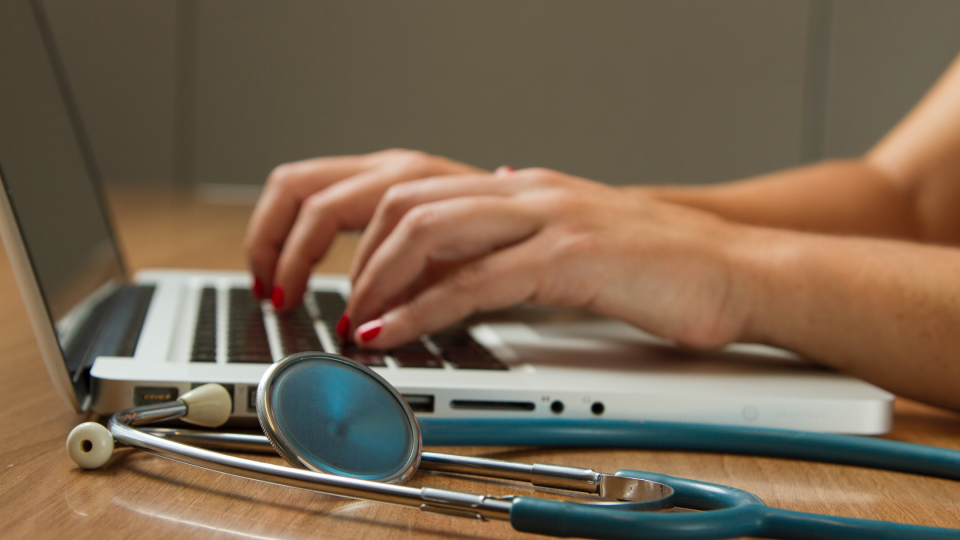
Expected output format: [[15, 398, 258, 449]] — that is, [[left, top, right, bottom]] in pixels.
[[348, 196, 541, 327], [349, 174, 523, 282], [245, 155, 374, 293], [353, 241, 540, 348], [270, 167, 416, 311]]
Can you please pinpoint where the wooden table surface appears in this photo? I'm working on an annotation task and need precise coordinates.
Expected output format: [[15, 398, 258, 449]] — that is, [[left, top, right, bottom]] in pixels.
[[2, 187, 960, 539]]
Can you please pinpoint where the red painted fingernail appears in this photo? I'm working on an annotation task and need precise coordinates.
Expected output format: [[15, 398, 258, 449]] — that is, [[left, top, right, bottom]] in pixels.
[[357, 319, 383, 343], [336, 314, 351, 342], [495, 165, 514, 176], [252, 276, 264, 299], [270, 286, 284, 309]]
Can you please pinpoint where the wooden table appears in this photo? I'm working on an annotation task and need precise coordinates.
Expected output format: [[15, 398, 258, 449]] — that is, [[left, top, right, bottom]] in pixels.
[[2, 187, 960, 539]]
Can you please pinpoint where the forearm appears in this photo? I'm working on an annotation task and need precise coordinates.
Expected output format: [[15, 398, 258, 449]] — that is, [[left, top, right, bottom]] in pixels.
[[733, 227, 960, 411], [630, 159, 922, 240]]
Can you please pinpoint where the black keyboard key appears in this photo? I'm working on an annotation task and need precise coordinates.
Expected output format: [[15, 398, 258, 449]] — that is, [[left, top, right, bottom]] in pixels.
[[277, 303, 323, 355], [313, 291, 347, 339], [431, 327, 508, 370], [313, 291, 346, 323], [191, 287, 217, 362], [391, 340, 443, 368], [340, 344, 386, 366], [228, 288, 272, 363]]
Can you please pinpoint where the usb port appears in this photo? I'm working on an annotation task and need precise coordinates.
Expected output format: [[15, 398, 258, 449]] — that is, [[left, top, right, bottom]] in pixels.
[[402, 394, 435, 413], [247, 386, 259, 413]]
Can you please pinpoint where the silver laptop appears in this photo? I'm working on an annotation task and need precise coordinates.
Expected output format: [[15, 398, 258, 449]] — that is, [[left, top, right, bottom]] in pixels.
[[0, 0, 893, 434]]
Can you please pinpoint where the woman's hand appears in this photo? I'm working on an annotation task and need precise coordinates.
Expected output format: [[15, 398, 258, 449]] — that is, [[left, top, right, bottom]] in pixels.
[[243, 149, 483, 310], [344, 167, 756, 350]]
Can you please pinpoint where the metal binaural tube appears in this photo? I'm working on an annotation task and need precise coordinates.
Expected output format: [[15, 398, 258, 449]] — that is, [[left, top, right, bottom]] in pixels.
[[111, 408, 512, 521], [140, 428, 675, 503], [141, 428, 595, 490]]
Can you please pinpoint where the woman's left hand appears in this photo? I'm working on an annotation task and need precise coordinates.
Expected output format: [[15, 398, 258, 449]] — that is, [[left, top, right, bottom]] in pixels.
[[344, 167, 758, 350]]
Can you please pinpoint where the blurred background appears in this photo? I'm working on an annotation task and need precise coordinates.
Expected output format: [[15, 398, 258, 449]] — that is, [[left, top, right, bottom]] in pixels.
[[42, 0, 960, 193]]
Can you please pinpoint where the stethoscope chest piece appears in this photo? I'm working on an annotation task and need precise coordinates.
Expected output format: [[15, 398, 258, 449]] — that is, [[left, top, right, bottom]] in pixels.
[[256, 352, 422, 484]]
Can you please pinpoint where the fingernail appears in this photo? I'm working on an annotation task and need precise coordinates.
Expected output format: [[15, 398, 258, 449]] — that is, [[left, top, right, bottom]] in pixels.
[[495, 165, 514, 177], [252, 276, 264, 299], [270, 286, 284, 309], [336, 314, 351, 342], [357, 319, 383, 343]]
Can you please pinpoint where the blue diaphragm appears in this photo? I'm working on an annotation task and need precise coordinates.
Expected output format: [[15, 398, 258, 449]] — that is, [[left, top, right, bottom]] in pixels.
[[257, 352, 422, 484]]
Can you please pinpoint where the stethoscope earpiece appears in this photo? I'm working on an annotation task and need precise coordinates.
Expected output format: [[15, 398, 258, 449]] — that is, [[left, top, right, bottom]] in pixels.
[[66, 422, 113, 469]]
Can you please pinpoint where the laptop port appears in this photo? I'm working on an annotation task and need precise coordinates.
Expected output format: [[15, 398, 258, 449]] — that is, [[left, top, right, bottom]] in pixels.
[[591, 402, 605, 415], [247, 386, 259, 413], [402, 394, 435, 413], [550, 400, 564, 414], [450, 400, 535, 412], [133, 386, 179, 406]]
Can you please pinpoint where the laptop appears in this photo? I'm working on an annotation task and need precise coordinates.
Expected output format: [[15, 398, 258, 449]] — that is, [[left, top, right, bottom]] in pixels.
[[0, 0, 893, 434]]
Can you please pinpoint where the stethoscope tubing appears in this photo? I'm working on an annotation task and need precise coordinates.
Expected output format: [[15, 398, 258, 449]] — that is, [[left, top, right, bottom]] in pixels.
[[513, 471, 960, 540], [511, 496, 960, 540], [135, 421, 960, 539], [132, 424, 960, 539], [419, 418, 960, 481]]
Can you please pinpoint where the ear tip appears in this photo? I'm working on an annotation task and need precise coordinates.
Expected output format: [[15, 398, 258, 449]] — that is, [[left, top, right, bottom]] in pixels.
[[66, 422, 114, 469], [179, 384, 232, 427]]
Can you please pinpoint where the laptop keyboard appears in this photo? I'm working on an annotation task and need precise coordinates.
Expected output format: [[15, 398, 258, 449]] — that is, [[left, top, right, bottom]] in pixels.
[[189, 287, 217, 362], [189, 287, 507, 369], [227, 288, 272, 363]]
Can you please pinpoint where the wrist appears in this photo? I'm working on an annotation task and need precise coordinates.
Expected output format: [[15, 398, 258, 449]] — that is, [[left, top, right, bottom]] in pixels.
[[720, 224, 800, 345]]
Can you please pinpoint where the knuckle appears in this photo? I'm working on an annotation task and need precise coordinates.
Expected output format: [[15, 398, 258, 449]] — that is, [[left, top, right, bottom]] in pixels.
[[400, 205, 441, 239], [265, 163, 296, 190], [381, 183, 417, 212], [301, 192, 331, 215], [539, 191, 577, 216], [390, 149, 433, 174]]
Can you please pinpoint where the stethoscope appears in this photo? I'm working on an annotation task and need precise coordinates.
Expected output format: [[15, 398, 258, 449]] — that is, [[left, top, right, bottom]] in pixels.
[[66, 351, 960, 540]]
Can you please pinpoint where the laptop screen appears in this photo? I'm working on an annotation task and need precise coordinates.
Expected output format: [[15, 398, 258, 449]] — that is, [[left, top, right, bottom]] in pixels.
[[0, 0, 125, 349]]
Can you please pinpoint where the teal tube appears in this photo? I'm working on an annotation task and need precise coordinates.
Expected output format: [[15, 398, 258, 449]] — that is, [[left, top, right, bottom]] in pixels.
[[508, 470, 960, 539], [418, 418, 960, 480], [509, 497, 960, 540]]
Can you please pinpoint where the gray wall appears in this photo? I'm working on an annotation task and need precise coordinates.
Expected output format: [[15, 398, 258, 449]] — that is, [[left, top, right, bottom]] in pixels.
[[43, 0, 179, 186], [42, 0, 960, 188], [823, 0, 960, 158]]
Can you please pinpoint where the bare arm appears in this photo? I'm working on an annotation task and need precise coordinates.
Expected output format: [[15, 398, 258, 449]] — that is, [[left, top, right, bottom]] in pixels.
[[733, 227, 960, 411], [639, 51, 960, 245]]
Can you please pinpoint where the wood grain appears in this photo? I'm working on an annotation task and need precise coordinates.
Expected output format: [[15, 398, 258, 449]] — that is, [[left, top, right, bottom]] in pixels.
[[1, 187, 959, 539]]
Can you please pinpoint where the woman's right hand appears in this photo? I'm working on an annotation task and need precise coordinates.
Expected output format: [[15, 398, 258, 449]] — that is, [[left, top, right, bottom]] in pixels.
[[243, 149, 483, 310]]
